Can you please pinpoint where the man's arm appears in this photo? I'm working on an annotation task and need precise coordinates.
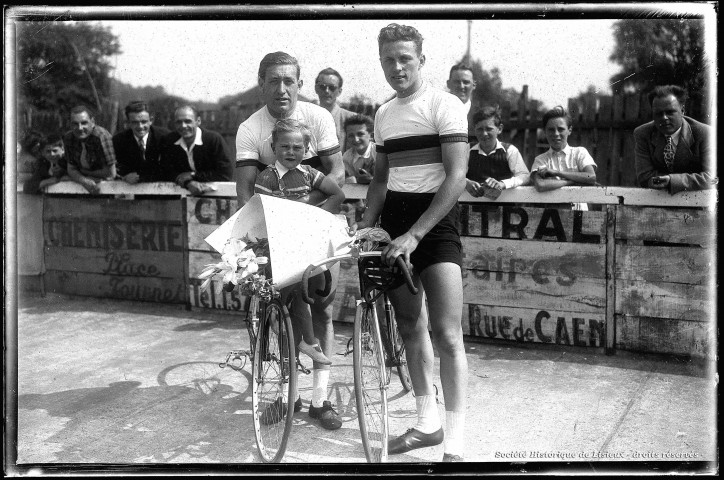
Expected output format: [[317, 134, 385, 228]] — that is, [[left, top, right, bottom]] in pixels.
[[304, 150, 344, 205], [357, 150, 389, 229], [503, 146, 531, 188], [236, 164, 259, 207], [668, 125, 716, 194]]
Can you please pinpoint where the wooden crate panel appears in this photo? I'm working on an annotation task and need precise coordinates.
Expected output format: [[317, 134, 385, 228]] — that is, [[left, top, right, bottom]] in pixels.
[[460, 204, 606, 244], [188, 276, 250, 312], [44, 196, 183, 223], [45, 246, 184, 278], [465, 304, 606, 347], [44, 219, 186, 252], [616, 315, 714, 358], [463, 270, 606, 313], [186, 197, 240, 227], [615, 279, 713, 322], [616, 245, 714, 285], [462, 237, 605, 280], [45, 271, 186, 304], [615, 206, 715, 246]]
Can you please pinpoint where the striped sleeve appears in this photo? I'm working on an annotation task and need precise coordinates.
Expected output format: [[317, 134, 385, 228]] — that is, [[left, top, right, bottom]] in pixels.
[[254, 168, 278, 195]]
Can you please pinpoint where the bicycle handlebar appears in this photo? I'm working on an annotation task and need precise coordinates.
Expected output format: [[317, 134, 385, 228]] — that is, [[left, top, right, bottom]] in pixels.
[[301, 252, 418, 305]]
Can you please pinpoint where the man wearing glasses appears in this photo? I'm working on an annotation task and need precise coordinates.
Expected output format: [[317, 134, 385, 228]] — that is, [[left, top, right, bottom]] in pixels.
[[314, 68, 356, 152]]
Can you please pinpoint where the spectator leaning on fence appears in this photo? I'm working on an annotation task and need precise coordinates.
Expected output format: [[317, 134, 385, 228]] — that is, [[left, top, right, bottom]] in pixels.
[[634, 85, 717, 194], [447, 62, 477, 144], [23, 133, 68, 194], [530, 106, 597, 210], [161, 105, 233, 195], [342, 114, 376, 185], [113, 101, 171, 184], [63, 105, 117, 195], [234, 51, 345, 432], [466, 105, 530, 198], [354, 23, 469, 462], [314, 67, 356, 153]]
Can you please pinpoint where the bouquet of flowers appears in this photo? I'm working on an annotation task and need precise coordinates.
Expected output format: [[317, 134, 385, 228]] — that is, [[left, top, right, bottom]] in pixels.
[[198, 235, 272, 296]]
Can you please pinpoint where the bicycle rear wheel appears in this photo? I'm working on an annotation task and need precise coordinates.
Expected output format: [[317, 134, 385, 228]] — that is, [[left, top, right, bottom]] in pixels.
[[252, 297, 297, 463], [378, 296, 413, 394], [353, 300, 388, 463]]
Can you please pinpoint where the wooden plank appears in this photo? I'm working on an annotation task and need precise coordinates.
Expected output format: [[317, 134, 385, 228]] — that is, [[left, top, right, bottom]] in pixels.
[[45, 246, 185, 278], [615, 279, 712, 322], [44, 196, 183, 223], [459, 186, 615, 204], [44, 180, 188, 197], [45, 270, 186, 304], [605, 205, 616, 353], [459, 204, 606, 243], [186, 197, 240, 227], [615, 206, 716, 246], [616, 244, 713, 285], [597, 96, 613, 128], [465, 304, 606, 347], [617, 188, 717, 208], [188, 276, 250, 312], [616, 315, 714, 359], [595, 126, 611, 186], [463, 270, 606, 314], [624, 94, 640, 122], [43, 219, 186, 252], [462, 237, 606, 280]]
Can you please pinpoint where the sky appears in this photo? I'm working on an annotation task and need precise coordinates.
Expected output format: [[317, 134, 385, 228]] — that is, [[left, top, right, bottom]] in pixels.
[[101, 18, 622, 110]]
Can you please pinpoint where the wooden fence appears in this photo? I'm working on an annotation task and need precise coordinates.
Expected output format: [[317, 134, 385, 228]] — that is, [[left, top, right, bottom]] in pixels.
[[20, 88, 682, 188], [24, 180, 717, 360]]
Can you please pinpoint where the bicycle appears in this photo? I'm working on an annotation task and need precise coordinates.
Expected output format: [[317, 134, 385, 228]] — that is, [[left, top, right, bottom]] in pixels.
[[217, 277, 299, 463], [301, 231, 419, 463]]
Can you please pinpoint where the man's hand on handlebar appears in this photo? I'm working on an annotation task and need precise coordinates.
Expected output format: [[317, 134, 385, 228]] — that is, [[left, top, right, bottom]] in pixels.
[[381, 232, 417, 271]]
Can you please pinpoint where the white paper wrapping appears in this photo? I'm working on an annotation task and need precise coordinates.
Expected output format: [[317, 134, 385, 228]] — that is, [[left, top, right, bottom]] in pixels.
[[204, 194, 352, 288]]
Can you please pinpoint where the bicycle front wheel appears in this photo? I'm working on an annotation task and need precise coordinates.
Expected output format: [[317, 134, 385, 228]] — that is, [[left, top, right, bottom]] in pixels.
[[353, 300, 388, 463], [252, 297, 297, 463], [378, 297, 413, 394]]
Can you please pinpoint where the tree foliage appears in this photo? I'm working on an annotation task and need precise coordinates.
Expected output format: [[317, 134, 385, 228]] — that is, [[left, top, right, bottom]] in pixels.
[[608, 18, 710, 121], [464, 58, 530, 111], [17, 21, 121, 119]]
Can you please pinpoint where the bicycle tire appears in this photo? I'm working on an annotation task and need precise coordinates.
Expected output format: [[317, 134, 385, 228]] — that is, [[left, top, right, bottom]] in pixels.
[[378, 296, 413, 394], [353, 301, 388, 463], [251, 297, 297, 463]]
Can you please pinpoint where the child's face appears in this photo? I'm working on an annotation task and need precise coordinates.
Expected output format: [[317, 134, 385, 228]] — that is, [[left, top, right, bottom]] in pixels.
[[474, 118, 503, 152], [42, 144, 64, 165], [272, 130, 307, 169], [544, 117, 572, 152], [345, 124, 372, 155]]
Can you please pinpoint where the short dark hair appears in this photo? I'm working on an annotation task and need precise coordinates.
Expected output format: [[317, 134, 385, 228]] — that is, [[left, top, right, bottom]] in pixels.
[[343, 114, 374, 134], [124, 101, 151, 118], [316, 68, 343, 88], [647, 85, 687, 108], [40, 133, 64, 150], [175, 105, 199, 118], [472, 105, 502, 127], [258, 51, 300, 82], [70, 105, 95, 119], [378, 23, 424, 55], [271, 118, 312, 147], [449, 63, 474, 80], [541, 106, 572, 129]]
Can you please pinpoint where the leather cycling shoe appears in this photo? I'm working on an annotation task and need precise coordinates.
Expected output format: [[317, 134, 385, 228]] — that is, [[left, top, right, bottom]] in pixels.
[[388, 427, 444, 455]]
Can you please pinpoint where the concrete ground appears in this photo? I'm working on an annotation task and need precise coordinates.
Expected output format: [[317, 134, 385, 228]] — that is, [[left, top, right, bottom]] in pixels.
[[7, 292, 718, 475]]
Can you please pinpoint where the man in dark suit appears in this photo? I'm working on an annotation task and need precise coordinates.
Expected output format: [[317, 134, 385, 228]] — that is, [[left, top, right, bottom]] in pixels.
[[634, 85, 716, 194], [161, 105, 233, 195], [113, 101, 170, 183], [447, 62, 478, 144]]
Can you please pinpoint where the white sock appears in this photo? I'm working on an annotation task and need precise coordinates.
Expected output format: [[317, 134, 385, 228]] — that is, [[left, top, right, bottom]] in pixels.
[[311, 368, 330, 408], [414, 394, 441, 434], [444, 410, 465, 456]]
